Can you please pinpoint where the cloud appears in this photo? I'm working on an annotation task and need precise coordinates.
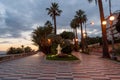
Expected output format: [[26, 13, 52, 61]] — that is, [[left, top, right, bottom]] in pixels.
[[0, 0, 120, 39], [0, 41, 12, 44]]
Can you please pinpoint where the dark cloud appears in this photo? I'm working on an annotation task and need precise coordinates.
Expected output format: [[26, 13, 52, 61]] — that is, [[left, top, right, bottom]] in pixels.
[[0, 0, 120, 38]]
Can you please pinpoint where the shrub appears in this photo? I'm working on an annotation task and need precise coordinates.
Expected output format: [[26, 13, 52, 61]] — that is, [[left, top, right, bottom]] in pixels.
[[61, 39, 73, 54], [7, 46, 33, 54], [62, 45, 73, 54], [50, 43, 57, 54], [7, 47, 17, 54], [16, 48, 23, 53], [24, 46, 32, 53], [47, 34, 63, 54], [114, 45, 120, 56], [46, 54, 79, 61]]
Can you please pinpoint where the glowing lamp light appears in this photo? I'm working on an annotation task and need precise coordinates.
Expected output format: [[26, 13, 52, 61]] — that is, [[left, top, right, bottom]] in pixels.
[[48, 39, 51, 42], [90, 22, 94, 25], [109, 16, 115, 21], [75, 38, 78, 41], [102, 20, 107, 25]]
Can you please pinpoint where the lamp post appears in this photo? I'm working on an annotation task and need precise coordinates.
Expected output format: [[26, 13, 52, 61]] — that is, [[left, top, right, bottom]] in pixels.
[[73, 38, 78, 51], [109, 16, 117, 60], [47, 39, 51, 54], [102, 16, 117, 60], [84, 22, 94, 48]]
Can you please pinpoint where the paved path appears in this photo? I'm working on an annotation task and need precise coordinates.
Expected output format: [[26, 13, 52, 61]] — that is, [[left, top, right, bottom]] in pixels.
[[0, 52, 120, 80]]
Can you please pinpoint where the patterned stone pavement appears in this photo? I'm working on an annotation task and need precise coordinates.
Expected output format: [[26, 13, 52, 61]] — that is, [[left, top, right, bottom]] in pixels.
[[0, 52, 120, 80]]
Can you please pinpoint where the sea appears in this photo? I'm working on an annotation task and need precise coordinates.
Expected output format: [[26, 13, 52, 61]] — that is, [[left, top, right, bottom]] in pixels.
[[0, 51, 7, 57]]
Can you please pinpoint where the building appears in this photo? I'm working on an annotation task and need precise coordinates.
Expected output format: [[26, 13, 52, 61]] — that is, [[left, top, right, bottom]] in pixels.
[[106, 10, 120, 41]]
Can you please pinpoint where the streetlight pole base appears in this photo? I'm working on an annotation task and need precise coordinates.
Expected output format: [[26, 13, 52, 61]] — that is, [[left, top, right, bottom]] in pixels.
[[111, 51, 117, 60], [111, 55, 117, 60]]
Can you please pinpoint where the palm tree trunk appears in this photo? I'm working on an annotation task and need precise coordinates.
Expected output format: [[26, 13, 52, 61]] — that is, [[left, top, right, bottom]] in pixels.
[[109, 0, 112, 15], [75, 28, 78, 39], [38, 45, 41, 51], [98, 0, 110, 58], [80, 24, 84, 52], [53, 15, 56, 34]]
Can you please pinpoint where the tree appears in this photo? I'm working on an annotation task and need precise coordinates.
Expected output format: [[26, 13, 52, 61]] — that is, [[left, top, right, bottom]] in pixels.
[[45, 20, 53, 27], [7, 47, 16, 54], [116, 13, 120, 33], [24, 46, 32, 53], [70, 18, 79, 51], [60, 31, 75, 40], [75, 9, 87, 52], [21, 45, 24, 52], [70, 18, 79, 40], [46, 2, 62, 34], [87, 0, 110, 58], [32, 25, 53, 51]]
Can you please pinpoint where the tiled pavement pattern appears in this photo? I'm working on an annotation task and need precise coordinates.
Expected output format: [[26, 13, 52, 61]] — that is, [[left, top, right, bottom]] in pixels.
[[0, 52, 120, 80]]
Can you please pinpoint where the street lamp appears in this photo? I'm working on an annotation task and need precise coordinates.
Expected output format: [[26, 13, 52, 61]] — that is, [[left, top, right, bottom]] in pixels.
[[102, 15, 117, 60], [47, 39, 51, 54], [73, 38, 78, 51], [84, 21, 94, 48], [109, 15, 117, 60], [102, 20, 107, 25], [85, 22, 94, 38]]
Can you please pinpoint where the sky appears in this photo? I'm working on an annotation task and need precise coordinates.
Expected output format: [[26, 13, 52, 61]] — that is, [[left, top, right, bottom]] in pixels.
[[0, 0, 120, 51]]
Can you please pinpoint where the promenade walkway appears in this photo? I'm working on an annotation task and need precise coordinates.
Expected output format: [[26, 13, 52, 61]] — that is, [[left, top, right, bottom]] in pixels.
[[0, 52, 120, 80]]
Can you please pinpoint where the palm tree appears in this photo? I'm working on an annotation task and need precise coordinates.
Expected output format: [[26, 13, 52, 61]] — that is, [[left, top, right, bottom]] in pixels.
[[108, 0, 111, 15], [70, 18, 79, 40], [44, 20, 53, 35], [70, 18, 79, 51], [45, 20, 53, 27], [87, 0, 110, 58], [32, 27, 44, 50], [32, 26, 53, 51], [46, 2, 62, 35], [75, 9, 87, 52]]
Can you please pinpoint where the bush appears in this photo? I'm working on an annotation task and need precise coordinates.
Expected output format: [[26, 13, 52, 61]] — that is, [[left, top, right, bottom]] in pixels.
[[50, 43, 57, 54], [62, 45, 73, 54], [24, 46, 32, 53], [46, 34, 63, 54], [46, 54, 79, 61], [61, 39, 73, 54], [7, 47, 18, 54], [16, 48, 23, 53], [7, 46, 33, 54], [114, 45, 120, 56]]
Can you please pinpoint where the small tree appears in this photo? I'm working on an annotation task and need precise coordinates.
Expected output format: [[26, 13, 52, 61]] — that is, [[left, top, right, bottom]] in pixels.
[[60, 31, 75, 40], [24, 46, 32, 53], [7, 47, 16, 54]]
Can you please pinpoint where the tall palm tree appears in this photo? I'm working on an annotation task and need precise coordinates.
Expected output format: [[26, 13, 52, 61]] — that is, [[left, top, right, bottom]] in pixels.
[[87, 0, 110, 58], [105, 0, 112, 15], [108, 0, 111, 15], [70, 18, 79, 51], [70, 18, 79, 40], [75, 9, 87, 52], [44, 20, 53, 34], [44, 20, 52, 27], [46, 2, 62, 35]]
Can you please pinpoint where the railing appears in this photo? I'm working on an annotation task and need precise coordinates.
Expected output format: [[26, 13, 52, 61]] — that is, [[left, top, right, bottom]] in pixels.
[[0, 52, 36, 63]]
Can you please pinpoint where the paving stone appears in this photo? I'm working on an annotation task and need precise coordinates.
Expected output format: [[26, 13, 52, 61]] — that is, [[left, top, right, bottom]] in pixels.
[[0, 52, 120, 80]]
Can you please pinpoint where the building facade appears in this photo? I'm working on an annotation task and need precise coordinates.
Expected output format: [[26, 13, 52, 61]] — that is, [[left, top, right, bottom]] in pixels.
[[106, 10, 120, 41]]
